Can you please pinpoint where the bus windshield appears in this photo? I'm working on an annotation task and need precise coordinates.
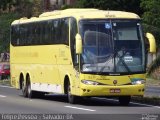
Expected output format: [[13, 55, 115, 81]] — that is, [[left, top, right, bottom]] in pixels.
[[79, 19, 145, 74]]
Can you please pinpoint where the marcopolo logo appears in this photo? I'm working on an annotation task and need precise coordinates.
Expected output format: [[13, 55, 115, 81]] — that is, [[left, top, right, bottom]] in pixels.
[[113, 80, 117, 85]]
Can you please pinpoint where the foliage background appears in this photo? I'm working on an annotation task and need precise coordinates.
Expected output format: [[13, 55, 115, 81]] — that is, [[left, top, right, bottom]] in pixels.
[[0, 0, 160, 75]]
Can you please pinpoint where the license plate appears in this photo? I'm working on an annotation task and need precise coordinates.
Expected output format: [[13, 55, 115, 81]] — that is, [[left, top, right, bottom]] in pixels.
[[110, 89, 121, 93]]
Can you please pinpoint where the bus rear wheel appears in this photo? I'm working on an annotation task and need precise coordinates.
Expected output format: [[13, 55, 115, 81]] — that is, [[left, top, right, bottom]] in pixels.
[[22, 80, 27, 97], [67, 82, 79, 104], [118, 96, 131, 106], [27, 81, 33, 98], [28, 84, 45, 99], [26, 76, 36, 99]]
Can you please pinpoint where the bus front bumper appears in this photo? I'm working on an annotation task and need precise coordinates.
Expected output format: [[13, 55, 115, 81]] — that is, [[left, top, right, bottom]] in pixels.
[[79, 84, 145, 96]]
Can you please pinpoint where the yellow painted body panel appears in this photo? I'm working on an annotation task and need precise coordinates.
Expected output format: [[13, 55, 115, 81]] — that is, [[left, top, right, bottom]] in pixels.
[[10, 45, 76, 91], [80, 84, 144, 96], [76, 74, 145, 96]]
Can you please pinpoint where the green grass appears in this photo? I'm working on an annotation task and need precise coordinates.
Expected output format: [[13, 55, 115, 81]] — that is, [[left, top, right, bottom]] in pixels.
[[0, 79, 10, 86]]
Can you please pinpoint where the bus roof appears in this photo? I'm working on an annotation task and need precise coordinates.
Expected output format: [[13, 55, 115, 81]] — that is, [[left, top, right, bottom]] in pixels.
[[11, 8, 140, 25]]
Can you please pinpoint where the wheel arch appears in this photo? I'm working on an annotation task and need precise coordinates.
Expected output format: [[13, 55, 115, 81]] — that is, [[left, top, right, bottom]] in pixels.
[[63, 74, 73, 94], [19, 72, 24, 89], [26, 73, 31, 85]]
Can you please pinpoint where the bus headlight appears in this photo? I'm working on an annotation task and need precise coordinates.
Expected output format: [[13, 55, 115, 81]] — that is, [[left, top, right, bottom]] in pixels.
[[132, 79, 145, 85], [81, 80, 101, 85]]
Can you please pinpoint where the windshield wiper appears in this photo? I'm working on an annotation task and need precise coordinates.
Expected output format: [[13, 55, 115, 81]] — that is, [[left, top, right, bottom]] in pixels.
[[100, 49, 131, 73], [116, 52, 131, 73]]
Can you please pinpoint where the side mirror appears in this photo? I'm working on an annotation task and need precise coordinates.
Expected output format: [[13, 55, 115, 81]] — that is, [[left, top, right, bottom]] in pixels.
[[146, 33, 156, 53], [75, 34, 82, 54]]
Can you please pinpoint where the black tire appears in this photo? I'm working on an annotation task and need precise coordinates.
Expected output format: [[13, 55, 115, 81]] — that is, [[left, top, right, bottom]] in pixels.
[[22, 80, 28, 97], [27, 81, 33, 99], [119, 96, 131, 106], [67, 81, 79, 104], [27, 77, 45, 99], [27, 76, 36, 99]]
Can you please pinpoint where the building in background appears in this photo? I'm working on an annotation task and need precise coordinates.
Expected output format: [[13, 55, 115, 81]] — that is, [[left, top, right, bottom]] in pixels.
[[65, 0, 76, 5], [43, 0, 77, 11]]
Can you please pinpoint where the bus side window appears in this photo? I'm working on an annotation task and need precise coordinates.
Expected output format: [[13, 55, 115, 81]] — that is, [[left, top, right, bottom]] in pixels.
[[27, 25, 32, 45], [40, 22, 45, 45], [32, 23, 36, 45], [26, 24, 29, 45], [19, 25, 23, 45], [11, 26, 18, 46], [70, 17, 78, 66], [24, 24, 28, 45], [35, 23, 40, 45], [61, 18, 69, 45], [51, 20, 55, 44], [45, 21, 50, 44], [39, 22, 43, 45], [48, 20, 52, 44], [54, 19, 60, 44]]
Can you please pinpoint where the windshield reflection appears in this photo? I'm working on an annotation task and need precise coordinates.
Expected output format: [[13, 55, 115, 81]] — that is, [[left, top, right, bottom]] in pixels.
[[79, 19, 145, 74]]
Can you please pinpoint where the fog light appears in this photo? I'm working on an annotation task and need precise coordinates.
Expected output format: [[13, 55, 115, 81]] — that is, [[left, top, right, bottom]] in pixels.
[[87, 89, 90, 92], [83, 89, 86, 92]]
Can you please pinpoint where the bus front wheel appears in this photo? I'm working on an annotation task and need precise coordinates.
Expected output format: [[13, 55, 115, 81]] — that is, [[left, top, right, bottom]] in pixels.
[[118, 96, 131, 106], [67, 82, 79, 104]]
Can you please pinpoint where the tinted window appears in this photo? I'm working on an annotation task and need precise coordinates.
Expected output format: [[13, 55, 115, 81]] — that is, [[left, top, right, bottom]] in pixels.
[[11, 18, 69, 46], [70, 18, 77, 65], [11, 26, 19, 46], [61, 18, 69, 45]]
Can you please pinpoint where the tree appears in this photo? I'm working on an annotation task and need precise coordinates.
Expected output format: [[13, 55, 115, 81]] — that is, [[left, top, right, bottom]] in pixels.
[[141, 0, 160, 46], [76, 0, 143, 16], [14, 0, 34, 18], [0, 0, 43, 53], [141, 0, 160, 76], [0, 13, 19, 52], [0, 0, 43, 17], [32, 0, 43, 17], [0, 0, 14, 12]]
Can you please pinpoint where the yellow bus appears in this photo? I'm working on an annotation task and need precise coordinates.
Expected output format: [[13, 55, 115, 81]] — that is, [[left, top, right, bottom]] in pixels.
[[10, 9, 156, 105]]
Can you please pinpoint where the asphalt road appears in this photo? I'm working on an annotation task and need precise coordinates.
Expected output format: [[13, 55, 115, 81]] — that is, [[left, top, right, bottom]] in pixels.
[[0, 85, 160, 120], [145, 86, 160, 97]]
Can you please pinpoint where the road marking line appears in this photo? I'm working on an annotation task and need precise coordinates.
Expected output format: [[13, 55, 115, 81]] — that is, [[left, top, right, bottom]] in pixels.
[[94, 97, 160, 109], [0, 95, 6, 98], [0, 85, 14, 89], [65, 106, 96, 112]]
